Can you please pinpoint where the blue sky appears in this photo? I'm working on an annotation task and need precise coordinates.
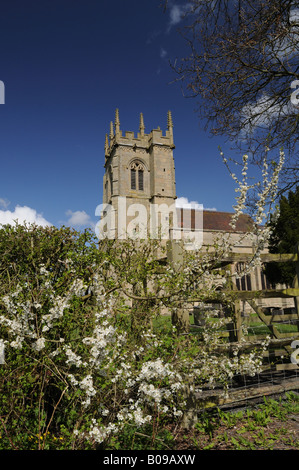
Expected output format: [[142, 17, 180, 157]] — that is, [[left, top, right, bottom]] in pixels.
[[0, 0, 245, 231]]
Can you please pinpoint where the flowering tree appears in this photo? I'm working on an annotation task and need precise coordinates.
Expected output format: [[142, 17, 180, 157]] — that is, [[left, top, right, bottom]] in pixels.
[[0, 150, 284, 449]]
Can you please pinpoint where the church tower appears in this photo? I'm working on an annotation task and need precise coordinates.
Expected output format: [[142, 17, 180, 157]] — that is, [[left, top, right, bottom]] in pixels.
[[102, 109, 177, 238]]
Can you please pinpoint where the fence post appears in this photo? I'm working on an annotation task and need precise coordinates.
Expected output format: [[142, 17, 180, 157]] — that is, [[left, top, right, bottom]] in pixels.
[[234, 299, 242, 343], [231, 264, 242, 342], [226, 263, 242, 343], [293, 243, 299, 328], [167, 240, 190, 333]]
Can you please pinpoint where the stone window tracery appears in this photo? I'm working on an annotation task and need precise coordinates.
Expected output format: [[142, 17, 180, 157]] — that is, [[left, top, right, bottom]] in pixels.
[[235, 262, 252, 291], [130, 161, 144, 191]]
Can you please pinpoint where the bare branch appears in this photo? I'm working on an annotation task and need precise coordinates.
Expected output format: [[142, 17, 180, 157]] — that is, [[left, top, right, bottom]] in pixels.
[[169, 0, 299, 191]]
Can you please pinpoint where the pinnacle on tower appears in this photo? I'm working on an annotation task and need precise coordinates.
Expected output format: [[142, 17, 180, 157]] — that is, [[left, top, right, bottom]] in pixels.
[[109, 121, 114, 140], [167, 110, 174, 145], [139, 112, 145, 136], [104, 133, 109, 157], [167, 110, 173, 130], [115, 108, 120, 136]]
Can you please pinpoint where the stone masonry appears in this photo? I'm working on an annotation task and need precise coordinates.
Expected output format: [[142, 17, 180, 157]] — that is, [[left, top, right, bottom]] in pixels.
[[102, 109, 177, 238]]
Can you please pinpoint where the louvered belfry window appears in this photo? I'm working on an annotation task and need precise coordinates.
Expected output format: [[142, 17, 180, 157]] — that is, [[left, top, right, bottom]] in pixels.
[[131, 168, 136, 190], [138, 169, 144, 191], [130, 161, 144, 191]]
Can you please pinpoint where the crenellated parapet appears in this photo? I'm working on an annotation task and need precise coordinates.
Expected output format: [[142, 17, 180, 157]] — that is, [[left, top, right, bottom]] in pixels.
[[104, 109, 174, 164], [102, 108, 177, 230]]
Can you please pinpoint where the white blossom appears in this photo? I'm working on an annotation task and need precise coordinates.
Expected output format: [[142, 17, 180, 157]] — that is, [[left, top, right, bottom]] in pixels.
[[33, 337, 46, 352]]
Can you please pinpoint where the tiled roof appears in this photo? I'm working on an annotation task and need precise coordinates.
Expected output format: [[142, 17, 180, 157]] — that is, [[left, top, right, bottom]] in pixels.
[[176, 208, 253, 233], [202, 210, 253, 232]]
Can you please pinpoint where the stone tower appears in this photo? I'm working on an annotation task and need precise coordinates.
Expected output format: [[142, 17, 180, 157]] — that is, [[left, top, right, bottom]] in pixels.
[[101, 109, 177, 239]]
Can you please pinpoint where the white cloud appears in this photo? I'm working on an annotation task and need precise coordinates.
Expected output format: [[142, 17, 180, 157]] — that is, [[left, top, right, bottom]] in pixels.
[[0, 205, 52, 227], [290, 8, 299, 24], [66, 210, 91, 227], [167, 3, 192, 30], [241, 93, 294, 133], [169, 5, 184, 26], [176, 197, 201, 210], [176, 197, 217, 211], [176, 196, 201, 209]]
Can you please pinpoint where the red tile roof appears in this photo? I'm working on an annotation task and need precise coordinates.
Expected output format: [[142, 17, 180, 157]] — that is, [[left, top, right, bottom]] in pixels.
[[202, 211, 253, 232], [176, 208, 253, 233]]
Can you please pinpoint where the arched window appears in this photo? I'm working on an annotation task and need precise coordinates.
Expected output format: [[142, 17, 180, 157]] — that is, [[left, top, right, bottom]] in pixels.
[[235, 263, 252, 291], [130, 161, 144, 191], [131, 168, 136, 190]]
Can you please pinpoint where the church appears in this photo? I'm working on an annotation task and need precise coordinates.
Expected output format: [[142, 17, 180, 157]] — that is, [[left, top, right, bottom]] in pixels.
[[100, 109, 294, 313]]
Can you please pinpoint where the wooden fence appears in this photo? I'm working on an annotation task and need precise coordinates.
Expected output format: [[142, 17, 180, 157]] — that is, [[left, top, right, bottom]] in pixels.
[[220, 248, 299, 372], [167, 241, 299, 373]]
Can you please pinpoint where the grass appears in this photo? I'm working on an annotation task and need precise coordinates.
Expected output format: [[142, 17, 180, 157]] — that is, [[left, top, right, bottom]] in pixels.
[[177, 392, 299, 450], [3, 392, 297, 450], [247, 312, 298, 336], [154, 312, 298, 336], [109, 392, 299, 450]]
